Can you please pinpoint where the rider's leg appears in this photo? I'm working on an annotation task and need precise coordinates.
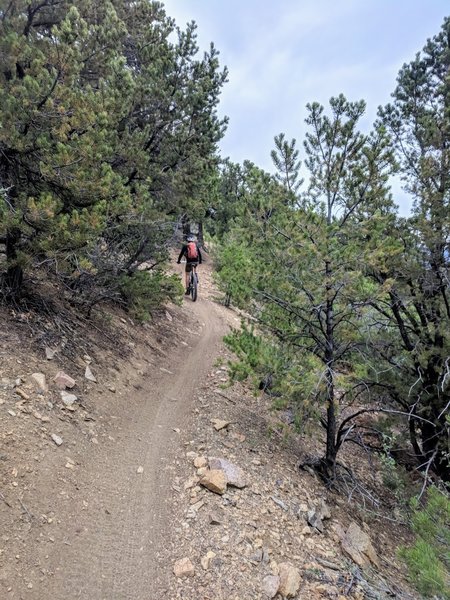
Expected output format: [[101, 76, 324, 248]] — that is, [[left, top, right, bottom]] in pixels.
[[185, 265, 190, 293]]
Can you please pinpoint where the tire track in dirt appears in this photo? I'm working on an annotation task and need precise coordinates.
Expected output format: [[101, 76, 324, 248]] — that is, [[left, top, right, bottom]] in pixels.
[[29, 280, 228, 599]]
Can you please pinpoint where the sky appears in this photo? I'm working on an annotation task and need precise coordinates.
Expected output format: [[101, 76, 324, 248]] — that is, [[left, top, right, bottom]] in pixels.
[[162, 1, 450, 214]]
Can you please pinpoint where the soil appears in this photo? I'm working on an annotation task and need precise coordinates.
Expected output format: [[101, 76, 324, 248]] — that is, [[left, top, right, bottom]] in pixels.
[[0, 255, 417, 600]]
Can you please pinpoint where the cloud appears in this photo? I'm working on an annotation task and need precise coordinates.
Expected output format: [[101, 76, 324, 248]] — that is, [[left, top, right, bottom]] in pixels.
[[162, 0, 449, 211]]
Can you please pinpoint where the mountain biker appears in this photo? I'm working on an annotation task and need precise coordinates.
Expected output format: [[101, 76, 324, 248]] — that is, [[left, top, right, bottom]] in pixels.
[[177, 234, 202, 295]]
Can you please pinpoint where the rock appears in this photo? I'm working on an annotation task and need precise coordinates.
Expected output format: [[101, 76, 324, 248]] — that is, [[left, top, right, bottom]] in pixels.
[[278, 562, 301, 598], [208, 508, 225, 525], [250, 548, 263, 562], [51, 434, 63, 446], [318, 499, 332, 520], [199, 469, 227, 495], [208, 457, 247, 488], [160, 367, 173, 375], [200, 551, 216, 570], [173, 557, 195, 578], [31, 373, 48, 393], [184, 475, 199, 490], [262, 575, 280, 598], [165, 311, 173, 322], [60, 391, 77, 406], [271, 496, 288, 511], [53, 371, 76, 389], [340, 521, 379, 567], [45, 347, 56, 360], [84, 366, 97, 383], [307, 509, 324, 533], [211, 418, 230, 431], [15, 388, 30, 400], [137, 466, 144, 474], [194, 456, 208, 469]]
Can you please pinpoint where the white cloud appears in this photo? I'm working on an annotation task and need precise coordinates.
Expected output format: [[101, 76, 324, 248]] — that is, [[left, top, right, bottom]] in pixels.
[[162, 0, 449, 211]]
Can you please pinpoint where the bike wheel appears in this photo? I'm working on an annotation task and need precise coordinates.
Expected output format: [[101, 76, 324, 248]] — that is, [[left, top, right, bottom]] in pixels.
[[190, 273, 198, 302]]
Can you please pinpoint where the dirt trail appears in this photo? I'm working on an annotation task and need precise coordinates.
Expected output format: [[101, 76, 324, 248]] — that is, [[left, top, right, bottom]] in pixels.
[[1, 260, 417, 600], [22, 264, 228, 600]]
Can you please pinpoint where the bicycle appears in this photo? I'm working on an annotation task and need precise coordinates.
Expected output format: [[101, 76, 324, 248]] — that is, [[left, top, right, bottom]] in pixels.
[[188, 264, 198, 302], [180, 260, 199, 302]]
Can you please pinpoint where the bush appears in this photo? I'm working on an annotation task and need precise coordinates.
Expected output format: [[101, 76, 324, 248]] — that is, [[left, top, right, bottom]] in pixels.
[[400, 486, 450, 598], [119, 271, 182, 321]]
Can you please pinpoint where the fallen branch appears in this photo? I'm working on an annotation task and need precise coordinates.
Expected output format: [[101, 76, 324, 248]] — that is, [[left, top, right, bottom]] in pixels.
[[18, 498, 33, 520], [0, 491, 12, 508]]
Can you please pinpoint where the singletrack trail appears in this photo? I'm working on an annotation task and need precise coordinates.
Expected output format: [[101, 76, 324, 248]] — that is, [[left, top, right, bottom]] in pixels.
[[25, 259, 229, 600]]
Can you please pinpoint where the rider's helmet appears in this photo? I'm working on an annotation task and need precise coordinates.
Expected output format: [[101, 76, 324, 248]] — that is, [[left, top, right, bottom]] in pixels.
[[187, 234, 196, 242]]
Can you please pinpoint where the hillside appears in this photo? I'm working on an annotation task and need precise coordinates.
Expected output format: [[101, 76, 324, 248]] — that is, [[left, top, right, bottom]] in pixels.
[[0, 256, 419, 599]]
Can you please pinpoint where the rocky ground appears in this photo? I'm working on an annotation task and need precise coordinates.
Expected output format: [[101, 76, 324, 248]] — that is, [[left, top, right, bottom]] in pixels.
[[163, 346, 416, 600], [0, 256, 417, 599]]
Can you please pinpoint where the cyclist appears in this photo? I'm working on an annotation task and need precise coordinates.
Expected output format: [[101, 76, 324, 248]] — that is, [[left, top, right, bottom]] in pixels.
[[177, 234, 202, 295]]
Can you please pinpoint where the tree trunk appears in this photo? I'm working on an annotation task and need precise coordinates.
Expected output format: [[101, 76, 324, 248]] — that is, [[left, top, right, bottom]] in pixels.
[[323, 258, 338, 479], [197, 221, 204, 247], [419, 405, 450, 483], [4, 228, 23, 298], [181, 214, 190, 237]]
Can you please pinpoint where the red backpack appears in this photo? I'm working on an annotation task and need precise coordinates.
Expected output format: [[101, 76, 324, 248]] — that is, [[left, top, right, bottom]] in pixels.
[[187, 241, 198, 260]]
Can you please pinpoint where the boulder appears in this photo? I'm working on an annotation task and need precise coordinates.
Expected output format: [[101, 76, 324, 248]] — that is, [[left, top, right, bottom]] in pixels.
[[208, 457, 247, 488], [199, 469, 227, 495], [340, 521, 379, 567], [278, 562, 301, 598], [173, 557, 195, 578], [53, 371, 75, 389]]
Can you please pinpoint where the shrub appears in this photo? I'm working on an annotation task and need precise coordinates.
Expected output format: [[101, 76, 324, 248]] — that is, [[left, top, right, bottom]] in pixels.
[[119, 271, 182, 322], [400, 486, 450, 598]]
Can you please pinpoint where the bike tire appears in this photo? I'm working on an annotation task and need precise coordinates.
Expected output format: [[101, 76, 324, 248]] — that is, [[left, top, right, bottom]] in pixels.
[[190, 273, 198, 302]]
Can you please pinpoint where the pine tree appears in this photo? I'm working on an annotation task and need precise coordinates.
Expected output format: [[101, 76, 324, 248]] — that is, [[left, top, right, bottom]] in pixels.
[[374, 17, 450, 481], [215, 97, 395, 480], [0, 1, 227, 315]]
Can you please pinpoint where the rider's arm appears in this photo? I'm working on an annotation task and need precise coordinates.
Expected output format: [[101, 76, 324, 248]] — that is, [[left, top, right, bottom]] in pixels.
[[197, 247, 202, 264], [177, 246, 186, 263]]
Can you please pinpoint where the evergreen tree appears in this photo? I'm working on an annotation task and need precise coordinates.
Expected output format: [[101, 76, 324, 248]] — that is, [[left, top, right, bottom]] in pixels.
[[0, 1, 227, 314], [374, 17, 450, 481], [216, 97, 395, 480]]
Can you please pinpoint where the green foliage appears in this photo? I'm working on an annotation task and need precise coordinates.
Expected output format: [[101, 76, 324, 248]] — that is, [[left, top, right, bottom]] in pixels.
[[271, 133, 303, 196], [119, 270, 182, 322], [400, 487, 450, 598], [224, 325, 279, 385], [212, 18, 450, 486], [215, 98, 395, 476], [0, 0, 227, 311], [373, 17, 450, 481], [224, 324, 327, 429], [213, 240, 255, 306]]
